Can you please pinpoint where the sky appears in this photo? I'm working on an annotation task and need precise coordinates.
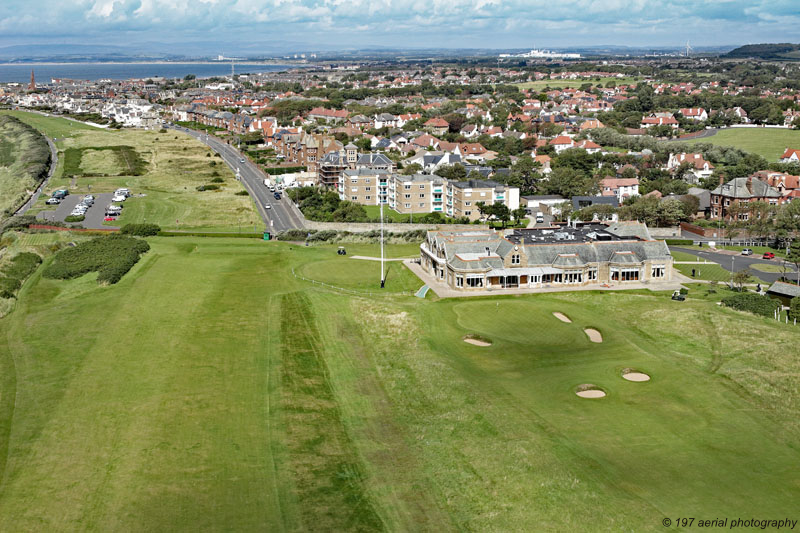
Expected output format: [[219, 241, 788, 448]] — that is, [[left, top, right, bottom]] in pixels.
[[1, 0, 799, 53]]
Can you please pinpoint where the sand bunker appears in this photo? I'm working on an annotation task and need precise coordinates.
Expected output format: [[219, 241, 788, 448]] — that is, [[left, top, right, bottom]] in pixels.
[[575, 385, 606, 399], [463, 335, 492, 347], [584, 328, 603, 343], [622, 370, 651, 382], [553, 312, 572, 323]]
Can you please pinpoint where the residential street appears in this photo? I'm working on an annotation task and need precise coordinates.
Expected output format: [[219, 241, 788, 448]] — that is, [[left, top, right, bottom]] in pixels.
[[168, 125, 306, 233]]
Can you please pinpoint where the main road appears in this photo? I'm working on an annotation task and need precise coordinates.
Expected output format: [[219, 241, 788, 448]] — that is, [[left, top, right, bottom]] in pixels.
[[167, 124, 305, 234]]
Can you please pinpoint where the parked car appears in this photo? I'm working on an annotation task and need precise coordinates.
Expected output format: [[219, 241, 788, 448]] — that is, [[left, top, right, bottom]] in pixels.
[[52, 189, 69, 199], [112, 195, 126, 202], [104, 216, 116, 221], [762, 252, 775, 259], [46, 197, 61, 205], [741, 248, 753, 256], [115, 188, 131, 197]]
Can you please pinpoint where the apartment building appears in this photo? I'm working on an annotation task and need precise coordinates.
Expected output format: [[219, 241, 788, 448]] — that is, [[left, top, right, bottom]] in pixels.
[[338, 168, 390, 206], [389, 174, 447, 214], [445, 179, 520, 222], [319, 147, 393, 188]]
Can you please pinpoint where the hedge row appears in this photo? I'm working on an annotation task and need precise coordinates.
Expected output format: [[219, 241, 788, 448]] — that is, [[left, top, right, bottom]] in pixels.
[[276, 228, 426, 243], [721, 292, 780, 317], [120, 223, 161, 236], [263, 166, 306, 175], [43, 234, 150, 285], [0, 252, 42, 298], [665, 239, 694, 245], [157, 231, 264, 239]]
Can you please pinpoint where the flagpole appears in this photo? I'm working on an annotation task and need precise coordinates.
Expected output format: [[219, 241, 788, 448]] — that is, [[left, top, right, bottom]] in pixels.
[[380, 199, 385, 288]]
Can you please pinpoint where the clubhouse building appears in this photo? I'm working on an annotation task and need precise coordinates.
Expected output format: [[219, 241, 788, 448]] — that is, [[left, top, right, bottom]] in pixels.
[[419, 222, 674, 291]]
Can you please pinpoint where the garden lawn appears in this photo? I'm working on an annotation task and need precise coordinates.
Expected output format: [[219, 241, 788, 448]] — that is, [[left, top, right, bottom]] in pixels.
[[684, 127, 800, 161], [4, 111, 263, 231], [0, 238, 798, 531], [674, 262, 742, 281]]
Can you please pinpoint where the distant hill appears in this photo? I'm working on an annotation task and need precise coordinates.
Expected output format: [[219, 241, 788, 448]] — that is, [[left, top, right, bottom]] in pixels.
[[726, 43, 800, 60]]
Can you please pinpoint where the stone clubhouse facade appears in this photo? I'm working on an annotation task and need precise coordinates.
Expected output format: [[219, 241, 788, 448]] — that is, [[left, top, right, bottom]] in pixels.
[[419, 222, 674, 291]]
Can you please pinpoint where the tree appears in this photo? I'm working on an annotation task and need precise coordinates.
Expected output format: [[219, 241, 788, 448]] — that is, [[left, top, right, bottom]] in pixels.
[[731, 268, 751, 292], [788, 239, 800, 284], [401, 163, 422, 175], [493, 204, 511, 228], [512, 206, 528, 225], [541, 167, 598, 198]]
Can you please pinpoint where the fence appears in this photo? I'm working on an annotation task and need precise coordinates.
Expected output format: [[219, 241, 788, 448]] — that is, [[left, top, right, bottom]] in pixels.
[[290, 267, 414, 297]]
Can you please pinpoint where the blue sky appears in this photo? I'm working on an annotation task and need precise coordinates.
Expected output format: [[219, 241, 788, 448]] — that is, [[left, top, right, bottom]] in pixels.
[[1, 0, 799, 52]]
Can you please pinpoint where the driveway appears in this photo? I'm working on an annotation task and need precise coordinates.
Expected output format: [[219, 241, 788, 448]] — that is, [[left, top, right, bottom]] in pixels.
[[37, 192, 118, 229], [671, 246, 797, 284]]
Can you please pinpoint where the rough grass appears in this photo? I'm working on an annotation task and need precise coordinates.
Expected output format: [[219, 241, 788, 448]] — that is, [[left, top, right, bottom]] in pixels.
[[0, 239, 798, 531], [684, 127, 800, 161], [12, 111, 262, 231]]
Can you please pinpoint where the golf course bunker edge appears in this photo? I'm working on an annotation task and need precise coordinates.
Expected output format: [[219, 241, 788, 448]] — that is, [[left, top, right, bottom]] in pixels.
[[575, 384, 606, 399], [463, 334, 492, 347], [584, 328, 602, 343], [553, 312, 572, 323], [622, 368, 651, 382]]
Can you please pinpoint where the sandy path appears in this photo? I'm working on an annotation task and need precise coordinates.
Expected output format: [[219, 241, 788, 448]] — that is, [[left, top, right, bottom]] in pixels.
[[464, 337, 491, 347], [623, 372, 650, 382], [576, 389, 606, 398], [584, 328, 602, 342], [553, 312, 571, 323]]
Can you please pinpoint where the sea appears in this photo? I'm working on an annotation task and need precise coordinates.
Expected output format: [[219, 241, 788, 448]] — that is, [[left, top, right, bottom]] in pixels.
[[0, 62, 300, 84]]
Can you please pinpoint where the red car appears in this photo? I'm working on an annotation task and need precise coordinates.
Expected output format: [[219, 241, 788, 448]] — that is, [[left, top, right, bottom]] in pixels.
[[762, 252, 775, 259], [104, 216, 116, 222]]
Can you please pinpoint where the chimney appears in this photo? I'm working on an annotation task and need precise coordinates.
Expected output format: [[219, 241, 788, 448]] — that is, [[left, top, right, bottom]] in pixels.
[[719, 174, 725, 186], [746, 176, 753, 194]]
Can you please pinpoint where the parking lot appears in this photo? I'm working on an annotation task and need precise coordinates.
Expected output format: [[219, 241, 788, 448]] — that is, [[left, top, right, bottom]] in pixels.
[[38, 192, 119, 229]]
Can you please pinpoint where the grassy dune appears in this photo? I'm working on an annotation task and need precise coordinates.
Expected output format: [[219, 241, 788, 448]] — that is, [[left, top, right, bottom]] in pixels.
[[0, 238, 797, 530], [0, 115, 50, 215]]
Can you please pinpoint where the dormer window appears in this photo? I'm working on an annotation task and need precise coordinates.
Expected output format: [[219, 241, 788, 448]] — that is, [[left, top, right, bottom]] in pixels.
[[511, 254, 520, 265], [485, 247, 490, 255]]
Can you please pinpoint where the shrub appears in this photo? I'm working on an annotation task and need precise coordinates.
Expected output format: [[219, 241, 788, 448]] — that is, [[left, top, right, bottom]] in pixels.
[[210, 177, 224, 183], [3, 252, 42, 280], [42, 234, 150, 285], [196, 184, 221, 191], [679, 287, 688, 295], [790, 297, 800, 321], [120, 223, 161, 236], [64, 215, 85, 222], [666, 239, 694, 245], [276, 229, 311, 241], [159, 128, 167, 133], [0, 277, 21, 298], [721, 292, 780, 317], [234, 190, 249, 196]]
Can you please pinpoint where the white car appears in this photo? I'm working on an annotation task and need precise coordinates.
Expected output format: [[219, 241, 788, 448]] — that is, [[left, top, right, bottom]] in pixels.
[[264, 204, 272, 209], [112, 195, 126, 202]]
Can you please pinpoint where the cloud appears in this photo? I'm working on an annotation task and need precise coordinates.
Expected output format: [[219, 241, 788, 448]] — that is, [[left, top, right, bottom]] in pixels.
[[0, 0, 798, 49]]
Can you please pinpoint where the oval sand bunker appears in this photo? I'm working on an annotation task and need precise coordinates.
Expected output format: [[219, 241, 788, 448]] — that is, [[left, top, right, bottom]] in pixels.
[[553, 312, 572, 323], [463, 336, 492, 347], [584, 328, 602, 343], [575, 385, 606, 399], [622, 371, 650, 382]]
